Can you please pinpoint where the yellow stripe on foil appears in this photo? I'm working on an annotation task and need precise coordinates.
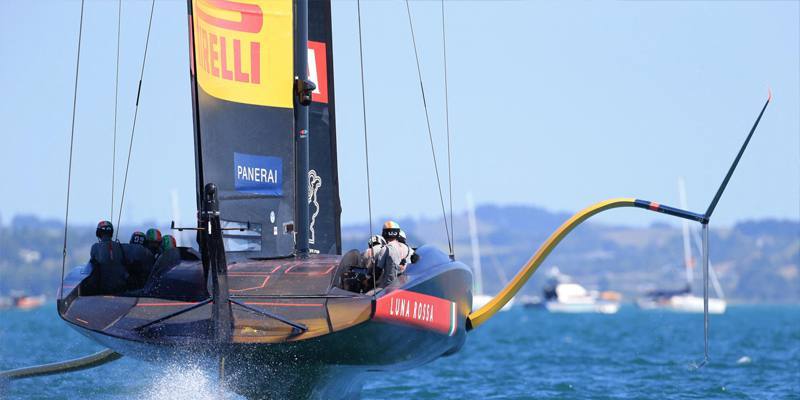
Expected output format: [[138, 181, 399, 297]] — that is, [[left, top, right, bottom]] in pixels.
[[467, 198, 637, 329]]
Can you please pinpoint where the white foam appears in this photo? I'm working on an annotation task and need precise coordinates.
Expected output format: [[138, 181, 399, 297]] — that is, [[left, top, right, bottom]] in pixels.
[[736, 356, 752, 365], [142, 363, 243, 400]]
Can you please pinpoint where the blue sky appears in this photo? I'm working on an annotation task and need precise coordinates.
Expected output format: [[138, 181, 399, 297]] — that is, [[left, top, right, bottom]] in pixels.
[[1, 1, 798, 232]]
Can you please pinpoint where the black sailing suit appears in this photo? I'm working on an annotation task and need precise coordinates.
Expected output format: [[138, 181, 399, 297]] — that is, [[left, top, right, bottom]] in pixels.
[[142, 248, 182, 296], [85, 238, 128, 295], [122, 243, 154, 291]]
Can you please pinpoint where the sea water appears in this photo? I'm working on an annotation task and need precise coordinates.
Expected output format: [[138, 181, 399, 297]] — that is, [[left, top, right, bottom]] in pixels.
[[1, 305, 798, 399]]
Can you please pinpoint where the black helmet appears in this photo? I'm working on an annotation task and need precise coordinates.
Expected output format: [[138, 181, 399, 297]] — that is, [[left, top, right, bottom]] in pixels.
[[130, 231, 146, 245], [381, 221, 401, 240], [96, 220, 114, 239]]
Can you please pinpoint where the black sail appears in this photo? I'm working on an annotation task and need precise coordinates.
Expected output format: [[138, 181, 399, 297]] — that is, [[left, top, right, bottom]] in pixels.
[[187, 0, 340, 259], [307, 0, 341, 255]]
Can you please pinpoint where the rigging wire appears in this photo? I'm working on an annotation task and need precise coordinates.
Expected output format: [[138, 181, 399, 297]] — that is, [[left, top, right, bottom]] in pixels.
[[356, 0, 378, 298], [111, 0, 122, 221], [356, 0, 374, 237], [61, 0, 86, 297], [115, 0, 156, 239], [441, 0, 455, 259], [404, 0, 453, 255]]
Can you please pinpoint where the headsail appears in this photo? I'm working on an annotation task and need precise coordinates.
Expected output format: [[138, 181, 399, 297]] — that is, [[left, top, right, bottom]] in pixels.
[[187, 0, 340, 258]]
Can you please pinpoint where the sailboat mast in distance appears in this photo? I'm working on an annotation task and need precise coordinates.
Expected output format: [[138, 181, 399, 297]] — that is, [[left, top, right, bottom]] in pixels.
[[678, 178, 694, 287], [467, 193, 483, 296], [691, 222, 726, 299]]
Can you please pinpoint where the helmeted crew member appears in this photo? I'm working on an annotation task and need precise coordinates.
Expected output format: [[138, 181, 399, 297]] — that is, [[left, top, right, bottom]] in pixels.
[[142, 235, 181, 295], [397, 229, 419, 266], [130, 231, 146, 246], [375, 221, 413, 285], [362, 234, 386, 277], [122, 231, 154, 291], [145, 228, 162, 258], [397, 229, 407, 244], [85, 221, 128, 295]]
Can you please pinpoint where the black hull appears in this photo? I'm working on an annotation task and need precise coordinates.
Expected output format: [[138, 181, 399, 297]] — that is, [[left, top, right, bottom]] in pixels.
[[60, 246, 472, 399], [79, 318, 466, 399]]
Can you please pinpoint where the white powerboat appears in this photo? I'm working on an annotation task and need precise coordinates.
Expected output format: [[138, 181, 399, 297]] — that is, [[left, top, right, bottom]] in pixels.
[[541, 268, 620, 314]]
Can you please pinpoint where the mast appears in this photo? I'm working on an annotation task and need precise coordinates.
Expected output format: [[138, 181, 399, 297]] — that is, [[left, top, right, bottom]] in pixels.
[[294, 0, 315, 258], [466, 193, 483, 296]]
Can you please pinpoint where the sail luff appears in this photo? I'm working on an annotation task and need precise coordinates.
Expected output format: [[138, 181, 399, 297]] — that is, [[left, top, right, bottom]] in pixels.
[[186, 0, 211, 284], [186, 0, 204, 223]]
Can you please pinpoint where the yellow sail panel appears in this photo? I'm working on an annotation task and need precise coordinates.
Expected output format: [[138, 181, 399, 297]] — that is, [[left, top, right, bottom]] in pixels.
[[193, 0, 293, 108]]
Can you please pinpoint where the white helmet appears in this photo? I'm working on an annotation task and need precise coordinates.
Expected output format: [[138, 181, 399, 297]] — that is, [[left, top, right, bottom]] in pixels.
[[368, 235, 386, 248]]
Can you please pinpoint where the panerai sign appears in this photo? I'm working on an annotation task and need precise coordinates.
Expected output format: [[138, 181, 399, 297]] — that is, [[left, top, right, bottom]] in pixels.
[[234, 152, 282, 196]]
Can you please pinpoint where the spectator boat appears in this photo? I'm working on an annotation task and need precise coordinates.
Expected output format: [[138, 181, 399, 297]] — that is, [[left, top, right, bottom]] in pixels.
[[538, 268, 620, 314]]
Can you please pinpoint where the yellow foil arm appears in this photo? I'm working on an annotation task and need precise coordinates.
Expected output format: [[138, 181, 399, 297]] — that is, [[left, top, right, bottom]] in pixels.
[[467, 198, 637, 329]]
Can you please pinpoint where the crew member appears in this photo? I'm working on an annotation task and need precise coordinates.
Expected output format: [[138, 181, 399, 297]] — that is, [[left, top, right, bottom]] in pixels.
[[142, 235, 181, 295], [123, 231, 154, 291], [85, 221, 128, 295], [362, 235, 386, 270], [361, 234, 386, 289], [397, 229, 407, 244], [376, 221, 413, 285], [397, 229, 419, 266]]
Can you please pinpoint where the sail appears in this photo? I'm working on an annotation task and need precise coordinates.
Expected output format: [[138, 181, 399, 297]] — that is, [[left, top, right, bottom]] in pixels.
[[307, 0, 341, 255], [188, 0, 341, 258]]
